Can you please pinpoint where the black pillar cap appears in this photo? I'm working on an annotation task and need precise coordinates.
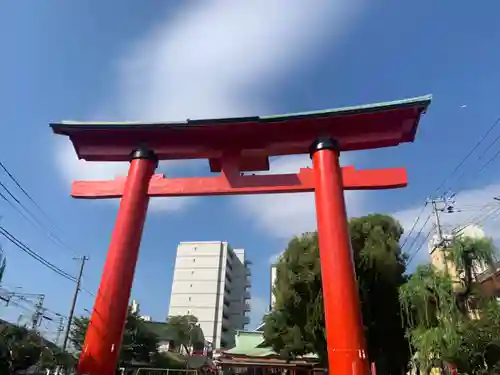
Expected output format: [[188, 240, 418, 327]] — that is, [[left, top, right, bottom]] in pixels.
[[309, 138, 340, 159], [130, 145, 158, 163]]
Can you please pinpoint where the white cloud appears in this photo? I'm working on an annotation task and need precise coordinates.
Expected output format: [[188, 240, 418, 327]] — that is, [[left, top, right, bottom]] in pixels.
[[393, 183, 500, 265], [234, 153, 367, 241], [268, 252, 282, 265], [54, 0, 367, 212]]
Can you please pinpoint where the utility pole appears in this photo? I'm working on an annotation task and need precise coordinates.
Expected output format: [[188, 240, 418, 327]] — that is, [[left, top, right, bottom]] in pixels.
[[62, 256, 88, 351], [427, 194, 456, 246], [430, 198, 444, 245], [55, 314, 65, 346], [428, 194, 457, 275], [32, 294, 45, 330]]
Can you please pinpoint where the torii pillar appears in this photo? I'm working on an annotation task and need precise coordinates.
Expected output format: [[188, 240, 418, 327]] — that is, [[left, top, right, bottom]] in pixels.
[[51, 95, 431, 375]]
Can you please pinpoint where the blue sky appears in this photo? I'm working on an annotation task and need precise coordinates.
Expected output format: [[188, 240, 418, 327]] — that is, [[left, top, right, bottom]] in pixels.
[[1, 1, 500, 337]]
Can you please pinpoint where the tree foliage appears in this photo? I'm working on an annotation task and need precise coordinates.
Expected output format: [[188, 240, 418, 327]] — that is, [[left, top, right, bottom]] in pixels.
[[71, 310, 202, 369], [400, 236, 500, 374], [0, 323, 41, 372], [165, 314, 200, 352], [0, 322, 75, 373], [264, 214, 409, 373], [71, 308, 159, 366]]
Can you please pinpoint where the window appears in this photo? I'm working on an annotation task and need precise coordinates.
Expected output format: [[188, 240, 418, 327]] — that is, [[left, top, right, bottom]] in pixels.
[[191, 271, 195, 275], [188, 297, 191, 302], [193, 258, 196, 263], [190, 284, 193, 288]]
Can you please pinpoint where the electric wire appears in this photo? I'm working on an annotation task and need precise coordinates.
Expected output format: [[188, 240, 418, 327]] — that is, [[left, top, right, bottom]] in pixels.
[[447, 117, 500, 195], [0, 227, 95, 297], [0, 161, 76, 255], [0, 162, 95, 296], [0, 190, 39, 228], [404, 115, 500, 262], [403, 213, 432, 255], [0, 225, 76, 282], [400, 202, 428, 249], [436, 116, 500, 195], [407, 230, 434, 266], [0, 161, 64, 232]]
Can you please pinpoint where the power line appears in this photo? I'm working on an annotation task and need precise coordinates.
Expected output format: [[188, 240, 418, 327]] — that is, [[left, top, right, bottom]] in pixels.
[[0, 190, 39, 228], [404, 195, 454, 259], [449, 117, 500, 195], [435, 116, 500, 195], [0, 161, 76, 256], [0, 162, 96, 298], [0, 161, 63, 231], [0, 225, 76, 282], [403, 115, 500, 262], [407, 230, 434, 265], [400, 202, 428, 249], [0, 225, 95, 297], [0, 180, 47, 230], [404, 213, 432, 255]]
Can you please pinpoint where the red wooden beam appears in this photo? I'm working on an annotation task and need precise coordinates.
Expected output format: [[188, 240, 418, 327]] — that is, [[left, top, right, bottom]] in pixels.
[[70, 166, 407, 199]]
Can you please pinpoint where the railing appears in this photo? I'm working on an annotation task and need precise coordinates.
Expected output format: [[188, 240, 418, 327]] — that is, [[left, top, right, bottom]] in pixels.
[[135, 368, 199, 375]]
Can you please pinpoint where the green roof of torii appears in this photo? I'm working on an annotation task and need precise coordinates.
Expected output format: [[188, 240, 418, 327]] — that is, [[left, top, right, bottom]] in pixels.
[[55, 94, 431, 128], [50, 94, 432, 161]]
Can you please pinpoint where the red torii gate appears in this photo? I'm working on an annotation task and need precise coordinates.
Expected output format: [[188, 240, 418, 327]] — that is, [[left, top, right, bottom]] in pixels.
[[51, 95, 431, 375]]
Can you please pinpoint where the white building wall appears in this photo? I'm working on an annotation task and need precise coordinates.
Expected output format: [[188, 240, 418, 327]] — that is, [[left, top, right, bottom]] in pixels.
[[270, 264, 277, 309], [168, 241, 251, 349], [228, 249, 251, 332]]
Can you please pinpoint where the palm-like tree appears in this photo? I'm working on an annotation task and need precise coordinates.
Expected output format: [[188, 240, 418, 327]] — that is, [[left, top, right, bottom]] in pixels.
[[400, 235, 500, 374]]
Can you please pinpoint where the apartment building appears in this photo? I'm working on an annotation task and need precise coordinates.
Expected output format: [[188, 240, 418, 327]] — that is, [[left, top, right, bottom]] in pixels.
[[168, 241, 251, 349]]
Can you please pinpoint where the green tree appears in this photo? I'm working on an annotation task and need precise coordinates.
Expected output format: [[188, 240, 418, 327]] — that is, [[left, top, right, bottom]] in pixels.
[[69, 315, 89, 352], [0, 323, 42, 372], [165, 315, 199, 353], [70, 308, 159, 366], [400, 235, 500, 374], [263, 214, 409, 373], [0, 320, 76, 373]]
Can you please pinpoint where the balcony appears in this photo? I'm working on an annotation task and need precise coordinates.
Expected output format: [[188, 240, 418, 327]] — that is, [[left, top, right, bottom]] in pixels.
[[244, 290, 251, 300], [245, 276, 251, 287], [245, 268, 251, 276], [243, 316, 250, 325], [222, 315, 230, 328], [244, 302, 251, 312]]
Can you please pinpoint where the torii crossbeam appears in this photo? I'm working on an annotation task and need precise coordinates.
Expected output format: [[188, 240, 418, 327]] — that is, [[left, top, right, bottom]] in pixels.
[[51, 95, 431, 375], [70, 166, 407, 198]]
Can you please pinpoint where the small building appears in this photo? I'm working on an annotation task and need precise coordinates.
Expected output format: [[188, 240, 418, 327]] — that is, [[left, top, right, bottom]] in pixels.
[[215, 330, 323, 375]]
